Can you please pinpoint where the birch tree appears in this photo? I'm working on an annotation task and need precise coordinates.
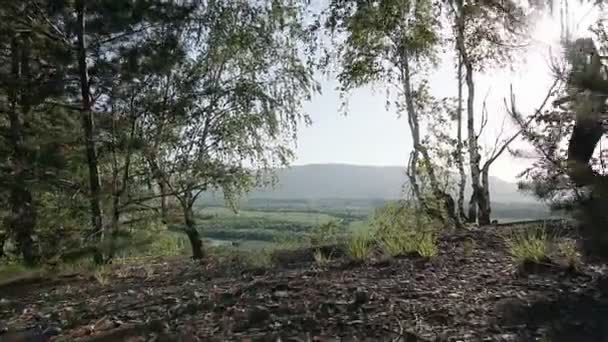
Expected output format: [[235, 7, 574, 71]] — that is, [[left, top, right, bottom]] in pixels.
[[325, 0, 462, 227]]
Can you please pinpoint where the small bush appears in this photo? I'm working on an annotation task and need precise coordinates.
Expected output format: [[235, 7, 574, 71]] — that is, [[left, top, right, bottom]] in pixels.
[[346, 231, 373, 262], [505, 227, 549, 264]]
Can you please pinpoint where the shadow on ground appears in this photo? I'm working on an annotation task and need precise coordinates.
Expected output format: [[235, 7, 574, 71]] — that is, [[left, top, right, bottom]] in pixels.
[[500, 275, 608, 342]]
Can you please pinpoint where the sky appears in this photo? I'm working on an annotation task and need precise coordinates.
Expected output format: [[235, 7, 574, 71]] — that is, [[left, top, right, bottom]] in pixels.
[[292, 1, 599, 182]]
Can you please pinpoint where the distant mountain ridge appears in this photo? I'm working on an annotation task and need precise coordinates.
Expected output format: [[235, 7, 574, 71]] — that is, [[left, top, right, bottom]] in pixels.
[[244, 163, 537, 203]]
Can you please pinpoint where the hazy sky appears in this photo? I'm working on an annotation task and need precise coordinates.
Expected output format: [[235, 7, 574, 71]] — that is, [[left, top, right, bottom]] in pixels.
[[293, 2, 599, 182]]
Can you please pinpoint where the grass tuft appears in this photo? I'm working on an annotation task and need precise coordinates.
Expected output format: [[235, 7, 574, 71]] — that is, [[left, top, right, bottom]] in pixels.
[[416, 233, 438, 258], [557, 239, 581, 270], [463, 237, 476, 257], [93, 265, 112, 287], [371, 201, 441, 259], [313, 248, 332, 265], [379, 233, 408, 257], [246, 249, 274, 268], [346, 231, 373, 262], [505, 226, 549, 264], [376, 231, 439, 258]]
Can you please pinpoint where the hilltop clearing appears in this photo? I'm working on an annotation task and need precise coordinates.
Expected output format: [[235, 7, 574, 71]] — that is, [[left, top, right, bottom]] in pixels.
[[1, 225, 607, 342]]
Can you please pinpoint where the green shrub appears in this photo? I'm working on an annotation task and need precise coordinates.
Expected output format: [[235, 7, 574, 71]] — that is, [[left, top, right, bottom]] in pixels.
[[346, 231, 373, 262], [505, 226, 549, 264]]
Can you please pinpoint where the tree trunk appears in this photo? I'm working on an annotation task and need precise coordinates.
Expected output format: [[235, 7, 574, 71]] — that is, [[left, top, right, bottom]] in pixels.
[[107, 191, 121, 261], [400, 46, 461, 229], [478, 168, 492, 225], [76, 0, 104, 264], [455, 0, 489, 224], [467, 191, 477, 223], [159, 182, 168, 223], [567, 119, 603, 186], [456, 56, 467, 222], [183, 204, 204, 260], [144, 152, 169, 224], [0, 231, 5, 259], [7, 36, 38, 266], [464, 43, 483, 225], [406, 150, 424, 204]]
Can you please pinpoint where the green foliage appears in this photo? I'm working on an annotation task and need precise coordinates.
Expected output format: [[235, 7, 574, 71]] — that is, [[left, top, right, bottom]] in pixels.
[[0, 0, 320, 265], [505, 226, 549, 264], [325, 0, 440, 97], [346, 230, 373, 262]]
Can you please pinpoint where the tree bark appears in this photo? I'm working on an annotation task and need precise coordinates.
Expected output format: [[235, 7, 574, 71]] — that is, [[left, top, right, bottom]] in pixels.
[[456, 56, 467, 222], [159, 181, 168, 223], [6, 36, 38, 266], [145, 154, 169, 223], [479, 167, 492, 225], [183, 203, 204, 260], [454, 0, 490, 224], [567, 119, 604, 186], [76, 0, 105, 264], [400, 44, 461, 229], [0, 231, 5, 259], [108, 194, 120, 261]]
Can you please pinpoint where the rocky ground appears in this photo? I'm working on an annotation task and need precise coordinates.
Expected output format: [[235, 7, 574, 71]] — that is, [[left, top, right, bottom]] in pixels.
[[2, 226, 608, 342]]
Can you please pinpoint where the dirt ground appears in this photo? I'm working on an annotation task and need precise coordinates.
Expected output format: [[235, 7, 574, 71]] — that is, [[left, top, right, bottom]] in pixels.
[[2, 226, 608, 342]]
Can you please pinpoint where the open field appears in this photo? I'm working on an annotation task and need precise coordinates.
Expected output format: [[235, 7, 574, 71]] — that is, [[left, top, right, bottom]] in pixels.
[[186, 200, 557, 250]]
